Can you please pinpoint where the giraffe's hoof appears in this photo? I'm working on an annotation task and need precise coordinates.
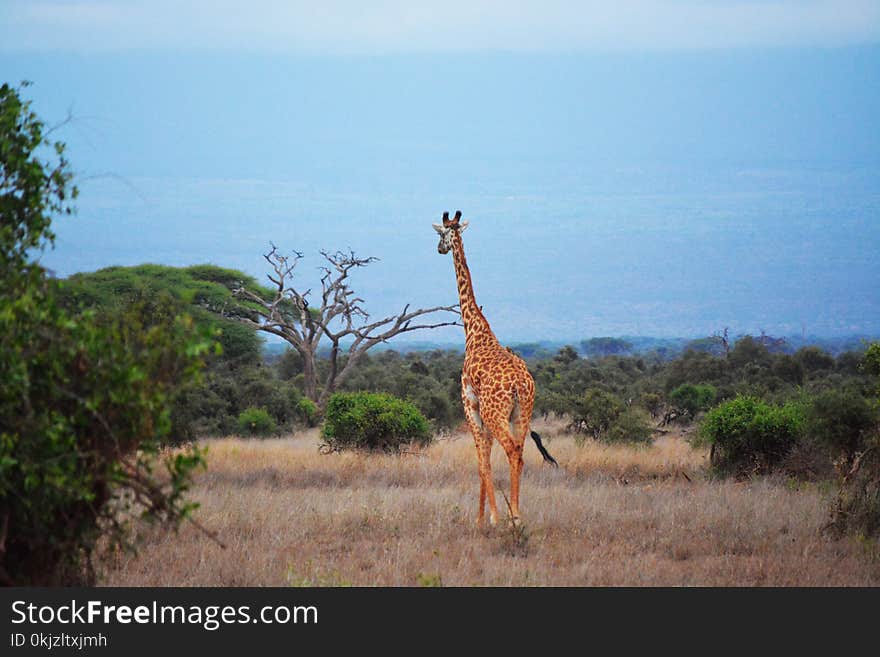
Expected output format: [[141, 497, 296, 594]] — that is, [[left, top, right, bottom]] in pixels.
[[488, 515, 498, 527], [509, 516, 521, 529]]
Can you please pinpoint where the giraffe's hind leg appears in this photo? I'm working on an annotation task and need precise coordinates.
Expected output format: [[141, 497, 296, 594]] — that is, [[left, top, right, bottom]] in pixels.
[[509, 396, 533, 526], [477, 432, 497, 526], [483, 408, 525, 526]]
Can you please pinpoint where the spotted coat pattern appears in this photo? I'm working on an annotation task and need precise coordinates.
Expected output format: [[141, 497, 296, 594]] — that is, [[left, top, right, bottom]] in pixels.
[[438, 212, 536, 526]]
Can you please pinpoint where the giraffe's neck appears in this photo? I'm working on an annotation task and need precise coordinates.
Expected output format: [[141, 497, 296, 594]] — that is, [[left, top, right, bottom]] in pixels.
[[451, 232, 497, 352]]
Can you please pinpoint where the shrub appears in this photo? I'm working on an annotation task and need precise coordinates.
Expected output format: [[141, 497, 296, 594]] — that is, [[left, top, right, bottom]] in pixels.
[[237, 407, 277, 436], [865, 342, 880, 396], [296, 398, 320, 427], [772, 355, 804, 386], [1, 83, 209, 585], [606, 407, 654, 445], [534, 390, 572, 419], [569, 388, 623, 442], [806, 389, 877, 467], [639, 392, 664, 419], [825, 344, 880, 537], [321, 392, 431, 452], [728, 336, 770, 369], [826, 442, 880, 538], [669, 383, 716, 420], [408, 388, 455, 429], [795, 346, 835, 373], [699, 395, 805, 475]]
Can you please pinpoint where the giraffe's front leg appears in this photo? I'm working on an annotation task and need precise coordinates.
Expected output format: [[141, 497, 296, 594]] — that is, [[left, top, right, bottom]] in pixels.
[[463, 380, 497, 527], [477, 433, 497, 526]]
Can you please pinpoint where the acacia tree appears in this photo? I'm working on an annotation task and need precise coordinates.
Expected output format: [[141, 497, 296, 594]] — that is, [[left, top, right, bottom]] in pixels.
[[228, 245, 459, 409]]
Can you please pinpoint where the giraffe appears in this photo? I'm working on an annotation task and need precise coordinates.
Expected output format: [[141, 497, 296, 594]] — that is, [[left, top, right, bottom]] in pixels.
[[433, 210, 557, 527]]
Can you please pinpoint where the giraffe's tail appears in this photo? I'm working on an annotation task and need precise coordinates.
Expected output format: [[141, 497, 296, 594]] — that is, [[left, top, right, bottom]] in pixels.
[[530, 431, 558, 467]]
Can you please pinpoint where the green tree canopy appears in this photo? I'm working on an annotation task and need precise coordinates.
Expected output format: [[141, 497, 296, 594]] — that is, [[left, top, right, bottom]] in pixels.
[[683, 336, 727, 357], [669, 383, 717, 419], [795, 345, 835, 373], [581, 337, 633, 358], [61, 263, 266, 362], [728, 336, 771, 369]]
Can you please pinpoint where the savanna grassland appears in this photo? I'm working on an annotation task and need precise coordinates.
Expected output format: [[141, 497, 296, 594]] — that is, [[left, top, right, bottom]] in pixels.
[[98, 419, 880, 587]]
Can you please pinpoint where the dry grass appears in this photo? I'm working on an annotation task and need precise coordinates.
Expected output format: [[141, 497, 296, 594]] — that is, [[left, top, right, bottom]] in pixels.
[[98, 419, 880, 586]]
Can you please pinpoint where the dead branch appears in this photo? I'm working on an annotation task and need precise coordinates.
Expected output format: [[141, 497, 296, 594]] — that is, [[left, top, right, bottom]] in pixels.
[[227, 245, 460, 406]]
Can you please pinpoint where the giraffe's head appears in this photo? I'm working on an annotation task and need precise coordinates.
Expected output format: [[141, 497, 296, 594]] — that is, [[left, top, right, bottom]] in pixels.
[[432, 210, 469, 254]]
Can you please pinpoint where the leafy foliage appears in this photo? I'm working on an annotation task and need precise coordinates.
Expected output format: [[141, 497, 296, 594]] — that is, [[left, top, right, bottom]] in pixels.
[[0, 81, 76, 274], [727, 336, 771, 370], [0, 83, 210, 584], [61, 263, 264, 362], [795, 346, 835, 373], [338, 349, 463, 429], [296, 398, 320, 427], [569, 388, 623, 441], [683, 336, 728, 357], [865, 342, 880, 394], [669, 383, 716, 420], [824, 343, 880, 538], [806, 389, 877, 465], [55, 264, 334, 437], [581, 337, 633, 358], [699, 396, 805, 475], [237, 407, 278, 437], [321, 392, 431, 452], [606, 407, 654, 445]]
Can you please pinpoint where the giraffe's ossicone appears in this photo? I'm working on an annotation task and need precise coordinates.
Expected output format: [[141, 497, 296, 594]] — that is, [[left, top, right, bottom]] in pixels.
[[433, 211, 557, 527]]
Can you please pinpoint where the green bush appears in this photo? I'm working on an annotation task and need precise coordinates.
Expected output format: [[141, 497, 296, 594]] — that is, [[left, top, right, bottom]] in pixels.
[[795, 346, 835, 373], [669, 383, 717, 420], [825, 345, 880, 538], [569, 388, 623, 442], [806, 389, 877, 466], [606, 407, 654, 445], [699, 395, 805, 475], [296, 397, 319, 427], [237, 407, 277, 436], [534, 390, 572, 419], [865, 342, 880, 398], [321, 392, 431, 452], [1, 83, 209, 584], [639, 392, 664, 419], [772, 355, 805, 386]]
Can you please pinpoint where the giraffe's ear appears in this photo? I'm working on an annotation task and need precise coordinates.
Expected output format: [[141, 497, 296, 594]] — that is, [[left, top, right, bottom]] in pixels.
[[432, 223, 444, 234], [459, 220, 469, 232]]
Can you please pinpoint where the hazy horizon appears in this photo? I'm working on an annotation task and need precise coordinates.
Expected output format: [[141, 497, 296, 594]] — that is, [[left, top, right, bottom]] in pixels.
[[3, 3, 878, 343]]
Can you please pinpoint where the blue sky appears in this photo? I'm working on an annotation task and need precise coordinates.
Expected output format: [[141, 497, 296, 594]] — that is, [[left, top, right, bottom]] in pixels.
[[2, 2, 879, 342], [4, 1, 879, 53]]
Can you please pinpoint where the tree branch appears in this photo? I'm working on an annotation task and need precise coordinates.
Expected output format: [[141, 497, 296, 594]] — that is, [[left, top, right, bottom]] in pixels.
[[221, 245, 461, 407]]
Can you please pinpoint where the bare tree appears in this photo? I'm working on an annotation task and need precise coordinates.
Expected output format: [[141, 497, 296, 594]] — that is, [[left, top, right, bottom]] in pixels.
[[712, 327, 731, 357], [227, 245, 459, 409], [757, 328, 788, 353]]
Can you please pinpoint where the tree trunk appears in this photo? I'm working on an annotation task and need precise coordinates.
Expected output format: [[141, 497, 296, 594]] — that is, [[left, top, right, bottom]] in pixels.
[[317, 350, 360, 410], [301, 349, 318, 403]]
